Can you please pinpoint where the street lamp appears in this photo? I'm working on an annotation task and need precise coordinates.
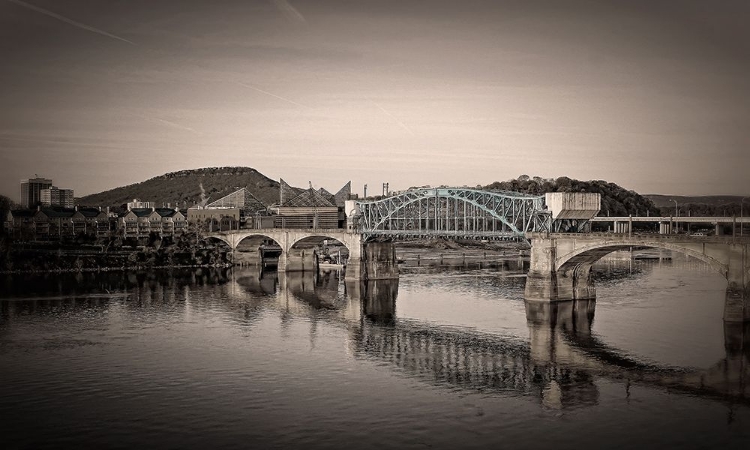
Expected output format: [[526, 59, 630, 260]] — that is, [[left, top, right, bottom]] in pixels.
[[671, 199, 679, 234], [742, 196, 748, 237]]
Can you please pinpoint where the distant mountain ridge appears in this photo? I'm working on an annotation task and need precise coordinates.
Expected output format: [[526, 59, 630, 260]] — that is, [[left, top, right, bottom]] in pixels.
[[644, 194, 746, 217], [644, 194, 744, 208], [77, 167, 289, 209]]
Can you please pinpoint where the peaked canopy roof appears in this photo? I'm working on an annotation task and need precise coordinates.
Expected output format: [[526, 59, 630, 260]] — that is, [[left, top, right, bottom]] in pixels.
[[279, 180, 352, 208], [206, 187, 267, 213]]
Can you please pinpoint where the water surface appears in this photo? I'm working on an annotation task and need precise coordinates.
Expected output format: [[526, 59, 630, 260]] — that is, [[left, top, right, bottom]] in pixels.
[[1, 255, 749, 449]]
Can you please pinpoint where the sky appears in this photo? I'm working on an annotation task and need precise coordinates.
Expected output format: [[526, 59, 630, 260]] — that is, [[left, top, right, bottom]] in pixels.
[[1, 0, 749, 200]]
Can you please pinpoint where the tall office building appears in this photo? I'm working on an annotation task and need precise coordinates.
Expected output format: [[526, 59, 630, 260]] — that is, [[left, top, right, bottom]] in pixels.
[[40, 186, 75, 208], [20, 177, 53, 208]]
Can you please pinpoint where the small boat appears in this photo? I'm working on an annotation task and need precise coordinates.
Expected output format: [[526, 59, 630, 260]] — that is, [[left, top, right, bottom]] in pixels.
[[319, 249, 345, 270], [318, 262, 345, 270]]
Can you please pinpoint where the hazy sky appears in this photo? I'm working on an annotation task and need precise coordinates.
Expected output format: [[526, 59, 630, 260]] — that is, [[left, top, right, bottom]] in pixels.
[[1, 0, 749, 200]]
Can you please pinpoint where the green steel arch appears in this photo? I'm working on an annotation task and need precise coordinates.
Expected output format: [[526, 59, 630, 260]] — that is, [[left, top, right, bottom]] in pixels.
[[354, 188, 550, 240]]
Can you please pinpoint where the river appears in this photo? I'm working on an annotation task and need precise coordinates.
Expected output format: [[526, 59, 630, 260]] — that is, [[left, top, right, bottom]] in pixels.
[[1, 253, 749, 449]]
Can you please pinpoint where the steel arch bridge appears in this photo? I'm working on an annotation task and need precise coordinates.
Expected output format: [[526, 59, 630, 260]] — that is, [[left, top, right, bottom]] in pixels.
[[353, 187, 550, 241]]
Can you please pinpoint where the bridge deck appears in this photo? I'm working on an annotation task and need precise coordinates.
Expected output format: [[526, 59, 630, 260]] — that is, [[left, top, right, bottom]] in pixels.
[[591, 216, 750, 224], [525, 232, 750, 243]]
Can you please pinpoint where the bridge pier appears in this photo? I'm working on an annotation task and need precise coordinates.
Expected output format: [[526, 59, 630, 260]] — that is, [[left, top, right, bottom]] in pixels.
[[346, 242, 399, 281], [723, 243, 750, 322], [527, 233, 750, 323], [281, 248, 318, 273], [525, 236, 596, 302]]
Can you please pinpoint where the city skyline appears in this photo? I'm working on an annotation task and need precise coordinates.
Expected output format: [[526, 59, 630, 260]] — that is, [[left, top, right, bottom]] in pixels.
[[2, 0, 749, 199]]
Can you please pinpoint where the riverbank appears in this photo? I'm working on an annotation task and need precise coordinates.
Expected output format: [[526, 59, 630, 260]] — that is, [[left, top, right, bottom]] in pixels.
[[0, 245, 233, 275], [0, 238, 528, 275]]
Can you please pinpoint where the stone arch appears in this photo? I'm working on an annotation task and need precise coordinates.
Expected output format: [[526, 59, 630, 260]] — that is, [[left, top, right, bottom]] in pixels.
[[556, 242, 728, 279], [205, 235, 233, 249], [286, 234, 352, 272], [290, 234, 351, 252], [233, 233, 283, 267]]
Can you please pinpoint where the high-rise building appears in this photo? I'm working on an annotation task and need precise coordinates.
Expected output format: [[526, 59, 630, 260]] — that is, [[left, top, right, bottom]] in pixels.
[[20, 177, 53, 208], [40, 186, 75, 208]]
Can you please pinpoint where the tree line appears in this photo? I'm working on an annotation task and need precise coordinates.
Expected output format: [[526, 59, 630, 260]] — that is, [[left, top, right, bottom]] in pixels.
[[484, 175, 662, 217]]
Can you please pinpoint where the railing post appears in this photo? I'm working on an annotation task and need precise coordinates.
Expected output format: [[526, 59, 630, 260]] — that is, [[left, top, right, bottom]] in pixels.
[[628, 214, 632, 238]]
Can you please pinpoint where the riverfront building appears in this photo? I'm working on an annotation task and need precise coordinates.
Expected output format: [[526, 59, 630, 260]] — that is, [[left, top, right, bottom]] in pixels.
[[19, 177, 53, 208]]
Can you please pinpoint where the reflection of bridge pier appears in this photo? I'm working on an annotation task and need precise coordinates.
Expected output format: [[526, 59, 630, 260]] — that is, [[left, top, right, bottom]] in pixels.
[[720, 322, 750, 398], [226, 269, 750, 406], [526, 233, 750, 322], [345, 279, 398, 324], [525, 299, 595, 365]]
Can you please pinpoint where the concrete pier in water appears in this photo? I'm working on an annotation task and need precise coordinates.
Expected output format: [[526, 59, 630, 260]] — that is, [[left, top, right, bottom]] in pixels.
[[525, 233, 750, 322]]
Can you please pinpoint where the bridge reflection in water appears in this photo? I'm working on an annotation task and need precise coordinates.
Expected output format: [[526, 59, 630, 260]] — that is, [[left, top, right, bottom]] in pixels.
[[3, 267, 748, 412], [260, 269, 750, 410]]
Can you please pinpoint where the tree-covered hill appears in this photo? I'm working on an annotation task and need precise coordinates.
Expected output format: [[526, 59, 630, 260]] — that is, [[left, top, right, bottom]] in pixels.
[[485, 175, 661, 217], [77, 167, 288, 209]]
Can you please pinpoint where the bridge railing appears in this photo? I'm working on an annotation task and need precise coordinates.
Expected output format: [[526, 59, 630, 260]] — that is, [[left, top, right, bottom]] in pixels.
[[525, 231, 749, 242], [362, 229, 523, 241], [207, 227, 356, 235]]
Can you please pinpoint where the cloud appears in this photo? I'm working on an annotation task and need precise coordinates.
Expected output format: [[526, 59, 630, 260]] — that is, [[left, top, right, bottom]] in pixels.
[[130, 114, 200, 134], [272, 0, 306, 24], [368, 100, 416, 136], [7, 0, 135, 45], [235, 81, 311, 109]]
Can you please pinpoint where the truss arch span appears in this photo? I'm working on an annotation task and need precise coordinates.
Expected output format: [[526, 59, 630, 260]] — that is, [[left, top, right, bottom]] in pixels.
[[355, 187, 548, 239]]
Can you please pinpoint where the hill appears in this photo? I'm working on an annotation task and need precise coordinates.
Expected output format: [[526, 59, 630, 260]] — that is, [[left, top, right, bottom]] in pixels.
[[645, 194, 746, 216], [77, 167, 287, 209], [485, 175, 661, 217]]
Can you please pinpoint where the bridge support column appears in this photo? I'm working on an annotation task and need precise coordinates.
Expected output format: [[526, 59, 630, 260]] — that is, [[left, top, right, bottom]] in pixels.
[[232, 248, 263, 266], [525, 236, 559, 301], [724, 243, 750, 322], [283, 248, 318, 273], [346, 242, 399, 280], [525, 236, 595, 302]]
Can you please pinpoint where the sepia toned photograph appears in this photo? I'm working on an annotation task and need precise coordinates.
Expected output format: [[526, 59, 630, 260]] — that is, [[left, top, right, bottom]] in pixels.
[[1, 1, 749, 449]]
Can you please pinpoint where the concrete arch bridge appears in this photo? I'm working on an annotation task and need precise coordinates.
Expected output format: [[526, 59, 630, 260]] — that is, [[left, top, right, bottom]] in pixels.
[[204, 228, 398, 281], [525, 233, 750, 321]]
